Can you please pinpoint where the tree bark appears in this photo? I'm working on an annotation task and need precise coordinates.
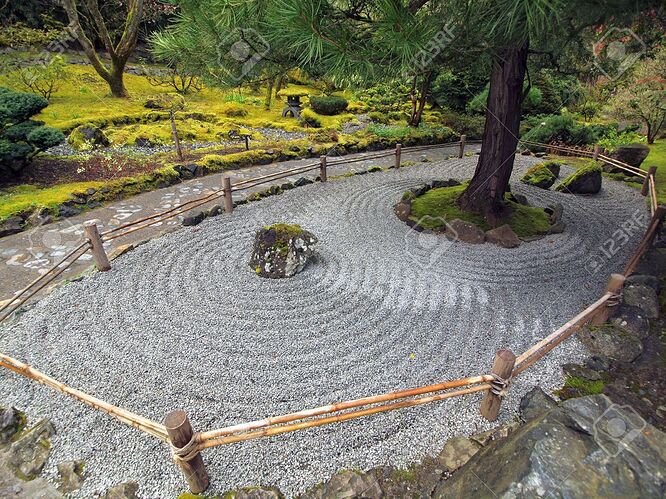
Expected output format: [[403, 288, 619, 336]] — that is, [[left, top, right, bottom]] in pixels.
[[61, 0, 143, 98], [265, 77, 274, 110], [408, 72, 433, 127], [457, 42, 529, 220]]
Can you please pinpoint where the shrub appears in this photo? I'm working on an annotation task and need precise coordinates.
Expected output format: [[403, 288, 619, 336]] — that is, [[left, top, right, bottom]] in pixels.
[[309, 95, 349, 115], [299, 109, 321, 128], [521, 114, 606, 147], [438, 111, 485, 139], [0, 87, 64, 178], [0, 23, 65, 49], [219, 102, 248, 117], [15, 55, 69, 100], [368, 111, 390, 124], [347, 101, 368, 113], [143, 93, 186, 111], [597, 128, 646, 153], [311, 128, 339, 143]]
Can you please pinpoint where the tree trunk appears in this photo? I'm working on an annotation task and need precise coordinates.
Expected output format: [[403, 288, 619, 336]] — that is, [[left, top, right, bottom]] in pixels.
[[107, 64, 129, 98], [265, 77, 274, 110], [407, 73, 433, 127], [457, 42, 529, 220]]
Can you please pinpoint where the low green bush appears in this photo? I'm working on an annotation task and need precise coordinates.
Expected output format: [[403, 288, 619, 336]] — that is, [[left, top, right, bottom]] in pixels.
[[0, 87, 64, 179], [309, 95, 349, 115], [299, 109, 322, 128], [219, 102, 248, 117], [521, 114, 612, 148]]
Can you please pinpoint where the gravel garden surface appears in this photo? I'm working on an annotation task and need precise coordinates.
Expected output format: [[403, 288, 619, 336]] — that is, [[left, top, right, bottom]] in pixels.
[[0, 156, 646, 497]]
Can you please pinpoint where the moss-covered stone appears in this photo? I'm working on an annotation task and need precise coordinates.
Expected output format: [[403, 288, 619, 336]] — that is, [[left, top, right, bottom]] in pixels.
[[67, 124, 109, 151], [556, 161, 602, 194], [521, 163, 557, 189]]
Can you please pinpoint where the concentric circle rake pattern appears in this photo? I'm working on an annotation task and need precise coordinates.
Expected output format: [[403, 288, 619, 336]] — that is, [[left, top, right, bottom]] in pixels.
[[0, 155, 646, 497]]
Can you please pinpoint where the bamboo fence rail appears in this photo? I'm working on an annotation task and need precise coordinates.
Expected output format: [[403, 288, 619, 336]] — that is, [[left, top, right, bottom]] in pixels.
[[0, 136, 663, 493]]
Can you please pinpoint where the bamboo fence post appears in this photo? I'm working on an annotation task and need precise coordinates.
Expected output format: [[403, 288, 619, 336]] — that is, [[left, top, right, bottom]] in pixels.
[[593, 144, 601, 161], [458, 134, 466, 158], [244, 135, 249, 151], [480, 349, 516, 421], [642, 166, 657, 196], [165, 410, 209, 493], [590, 274, 625, 326], [170, 110, 183, 161], [83, 221, 110, 271], [320, 155, 328, 182], [395, 143, 402, 169], [223, 177, 234, 214]]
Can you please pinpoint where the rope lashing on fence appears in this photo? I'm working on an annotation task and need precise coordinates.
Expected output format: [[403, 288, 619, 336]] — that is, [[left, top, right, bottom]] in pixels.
[[489, 373, 511, 397], [606, 293, 622, 307], [170, 433, 202, 463]]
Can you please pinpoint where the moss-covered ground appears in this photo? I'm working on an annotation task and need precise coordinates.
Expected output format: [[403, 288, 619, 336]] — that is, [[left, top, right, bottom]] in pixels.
[[644, 139, 666, 204], [409, 184, 551, 238]]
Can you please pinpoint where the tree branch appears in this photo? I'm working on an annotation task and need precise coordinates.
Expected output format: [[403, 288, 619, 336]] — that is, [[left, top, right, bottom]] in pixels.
[[61, 0, 111, 80], [83, 0, 116, 59]]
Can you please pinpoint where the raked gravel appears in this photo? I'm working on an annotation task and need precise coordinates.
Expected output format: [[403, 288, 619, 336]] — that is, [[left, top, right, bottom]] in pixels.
[[0, 156, 646, 498]]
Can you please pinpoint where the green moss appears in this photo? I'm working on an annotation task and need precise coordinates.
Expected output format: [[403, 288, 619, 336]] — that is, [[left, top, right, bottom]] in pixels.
[[555, 161, 602, 192], [409, 183, 551, 237], [264, 223, 304, 256], [200, 149, 277, 172], [391, 466, 418, 482], [367, 166, 383, 172], [521, 162, 557, 189], [555, 376, 605, 400], [178, 493, 220, 499]]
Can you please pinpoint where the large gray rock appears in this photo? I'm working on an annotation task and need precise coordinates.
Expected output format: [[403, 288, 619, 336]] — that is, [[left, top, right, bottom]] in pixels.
[[623, 283, 659, 319], [433, 395, 666, 498], [0, 407, 25, 446], [519, 387, 557, 422], [485, 224, 521, 248], [556, 166, 602, 194], [67, 124, 110, 151], [57, 460, 85, 494], [7, 419, 55, 480], [578, 323, 643, 363], [300, 470, 382, 499], [101, 481, 138, 499], [436, 436, 481, 473], [249, 224, 318, 278], [226, 486, 284, 498], [610, 144, 650, 172], [447, 219, 485, 244]]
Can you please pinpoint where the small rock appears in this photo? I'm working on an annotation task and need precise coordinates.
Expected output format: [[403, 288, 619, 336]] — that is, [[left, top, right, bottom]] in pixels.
[[7, 419, 55, 480], [294, 177, 314, 187], [436, 436, 481, 472], [485, 224, 521, 248], [578, 323, 643, 362], [534, 151, 546, 158], [0, 216, 24, 237], [430, 179, 461, 189], [547, 221, 566, 234], [58, 205, 82, 218], [446, 219, 485, 244], [101, 481, 138, 499], [622, 284, 659, 319], [625, 274, 660, 294], [0, 407, 26, 445], [57, 460, 85, 493], [519, 387, 557, 421], [301, 470, 382, 499], [182, 210, 205, 227], [228, 486, 284, 499], [544, 203, 564, 224], [420, 154, 430, 162], [585, 355, 611, 371], [206, 204, 223, 217], [562, 363, 602, 381], [470, 421, 521, 446], [611, 304, 650, 339]]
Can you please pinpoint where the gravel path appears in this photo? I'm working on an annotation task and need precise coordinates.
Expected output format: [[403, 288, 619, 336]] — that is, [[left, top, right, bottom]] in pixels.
[[0, 156, 646, 498]]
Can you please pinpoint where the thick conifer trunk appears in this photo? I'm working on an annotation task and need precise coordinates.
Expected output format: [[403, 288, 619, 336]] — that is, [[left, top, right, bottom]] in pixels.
[[457, 42, 529, 220]]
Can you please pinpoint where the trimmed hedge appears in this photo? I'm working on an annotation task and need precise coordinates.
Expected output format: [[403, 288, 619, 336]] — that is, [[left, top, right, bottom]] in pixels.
[[309, 95, 349, 115]]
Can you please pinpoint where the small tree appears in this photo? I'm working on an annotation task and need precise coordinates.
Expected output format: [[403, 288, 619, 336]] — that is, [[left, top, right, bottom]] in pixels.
[[0, 88, 64, 180], [61, 0, 144, 97], [146, 64, 202, 94], [15, 55, 69, 101], [608, 48, 666, 144]]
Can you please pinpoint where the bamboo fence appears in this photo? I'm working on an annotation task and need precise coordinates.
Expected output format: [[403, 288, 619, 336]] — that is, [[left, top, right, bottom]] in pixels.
[[0, 137, 663, 493]]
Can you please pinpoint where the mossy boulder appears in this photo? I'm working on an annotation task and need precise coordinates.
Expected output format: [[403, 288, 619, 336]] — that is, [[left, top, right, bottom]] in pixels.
[[556, 162, 602, 194], [521, 163, 557, 189], [67, 124, 110, 151], [249, 223, 318, 278]]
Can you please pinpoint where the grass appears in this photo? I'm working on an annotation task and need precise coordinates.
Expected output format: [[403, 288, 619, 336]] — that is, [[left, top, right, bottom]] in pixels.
[[644, 139, 666, 204], [0, 182, 104, 220], [555, 376, 605, 400], [409, 184, 551, 237], [0, 62, 356, 134]]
